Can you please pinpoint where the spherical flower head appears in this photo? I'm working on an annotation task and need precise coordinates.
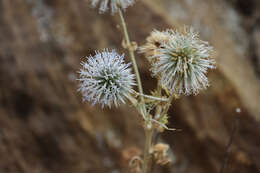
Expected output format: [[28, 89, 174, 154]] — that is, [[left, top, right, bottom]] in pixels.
[[78, 49, 136, 108], [90, 0, 136, 14], [149, 28, 216, 95]]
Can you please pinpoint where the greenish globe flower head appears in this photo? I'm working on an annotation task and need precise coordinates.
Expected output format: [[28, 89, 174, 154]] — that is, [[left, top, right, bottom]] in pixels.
[[149, 28, 216, 95]]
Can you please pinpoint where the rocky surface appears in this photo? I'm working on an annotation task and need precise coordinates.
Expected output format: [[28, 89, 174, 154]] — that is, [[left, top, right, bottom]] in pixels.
[[0, 0, 259, 173]]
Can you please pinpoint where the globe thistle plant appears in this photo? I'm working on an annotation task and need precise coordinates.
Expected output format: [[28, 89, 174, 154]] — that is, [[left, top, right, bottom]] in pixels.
[[79, 1, 217, 172], [143, 28, 216, 95], [78, 49, 136, 108], [90, 0, 136, 14]]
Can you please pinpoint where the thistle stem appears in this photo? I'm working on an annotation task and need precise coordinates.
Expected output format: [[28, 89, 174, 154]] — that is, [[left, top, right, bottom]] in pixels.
[[118, 8, 146, 116], [142, 84, 161, 173], [142, 127, 154, 173], [133, 91, 169, 102], [219, 116, 239, 173], [157, 94, 175, 121], [154, 83, 162, 119], [126, 94, 146, 120], [117, 8, 153, 173]]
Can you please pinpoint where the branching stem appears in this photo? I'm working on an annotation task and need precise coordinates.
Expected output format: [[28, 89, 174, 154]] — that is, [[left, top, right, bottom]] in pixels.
[[117, 8, 175, 173]]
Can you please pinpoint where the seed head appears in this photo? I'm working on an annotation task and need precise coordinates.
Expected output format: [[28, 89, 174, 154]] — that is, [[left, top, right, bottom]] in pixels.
[[139, 30, 171, 64], [141, 28, 216, 95], [78, 49, 136, 108], [90, 0, 136, 14]]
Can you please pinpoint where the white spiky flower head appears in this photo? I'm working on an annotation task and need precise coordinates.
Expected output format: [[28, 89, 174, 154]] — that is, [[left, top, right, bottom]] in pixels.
[[149, 27, 216, 95], [90, 0, 136, 14], [78, 49, 136, 108]]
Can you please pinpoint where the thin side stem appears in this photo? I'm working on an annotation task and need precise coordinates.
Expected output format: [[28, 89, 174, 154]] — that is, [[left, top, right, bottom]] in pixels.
[[157, 94, 175, 121], [219, 116, 239, 173], [118, 8, 146, 116], [154, 83, 162, 119], [134, 91, 169, 102]]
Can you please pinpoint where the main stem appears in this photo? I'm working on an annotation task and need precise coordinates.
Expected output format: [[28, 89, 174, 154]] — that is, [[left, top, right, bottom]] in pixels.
[[117, 9, 152, 173], [118, 8, 146, 116], [142, 84, 162, 173], [142, 128, 154, 173]]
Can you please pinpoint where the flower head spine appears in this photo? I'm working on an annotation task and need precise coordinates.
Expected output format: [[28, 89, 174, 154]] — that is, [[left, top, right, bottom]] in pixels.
[[78, 49, 136, 108]]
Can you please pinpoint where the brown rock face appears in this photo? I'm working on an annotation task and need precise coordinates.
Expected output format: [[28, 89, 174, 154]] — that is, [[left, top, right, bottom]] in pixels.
[[0, 0, 259, 173]]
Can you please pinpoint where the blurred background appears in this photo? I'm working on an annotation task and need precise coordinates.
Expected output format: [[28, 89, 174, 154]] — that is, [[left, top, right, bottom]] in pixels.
[[0, 0, 260, 172]]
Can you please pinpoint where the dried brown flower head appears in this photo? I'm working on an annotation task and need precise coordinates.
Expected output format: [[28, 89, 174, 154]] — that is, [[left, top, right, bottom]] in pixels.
[[152, 143, 171, 165], [139, 30, 170, 64], [121, 146, 142, 172]]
